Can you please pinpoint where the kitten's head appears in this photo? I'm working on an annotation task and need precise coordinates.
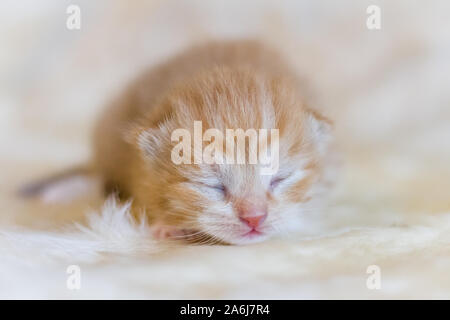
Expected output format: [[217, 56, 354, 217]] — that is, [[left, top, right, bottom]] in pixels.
[[130, 68, 332, 244]]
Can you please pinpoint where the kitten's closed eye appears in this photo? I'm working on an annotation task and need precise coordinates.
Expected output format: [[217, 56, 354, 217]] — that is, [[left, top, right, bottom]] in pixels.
[[201, 182, 227, 195], [270, 176, 286, 189], [211, 184, 226, 193]]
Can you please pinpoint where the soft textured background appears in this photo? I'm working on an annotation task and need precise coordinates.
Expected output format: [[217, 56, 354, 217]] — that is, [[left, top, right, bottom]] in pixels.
[[1, 0, 450, 299]]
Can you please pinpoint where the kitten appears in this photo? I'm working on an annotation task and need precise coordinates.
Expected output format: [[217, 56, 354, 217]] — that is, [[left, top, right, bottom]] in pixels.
[[23, 40, 333, 245]]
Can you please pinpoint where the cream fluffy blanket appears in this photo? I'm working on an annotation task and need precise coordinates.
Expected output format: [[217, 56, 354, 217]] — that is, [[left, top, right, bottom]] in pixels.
[[1, 0, 450, 299]]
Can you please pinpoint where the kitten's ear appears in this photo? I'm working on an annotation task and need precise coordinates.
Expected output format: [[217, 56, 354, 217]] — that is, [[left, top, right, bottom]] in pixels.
[[124, 124, 165, 160], [306, 109, 333, 155]]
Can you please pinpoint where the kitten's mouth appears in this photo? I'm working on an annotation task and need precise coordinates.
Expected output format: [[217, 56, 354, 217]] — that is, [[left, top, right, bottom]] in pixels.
[[242, 229, 263, 238]]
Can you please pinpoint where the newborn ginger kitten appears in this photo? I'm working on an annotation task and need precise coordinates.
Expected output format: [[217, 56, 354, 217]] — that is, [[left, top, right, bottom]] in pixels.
[[25, 40, 333, 245]]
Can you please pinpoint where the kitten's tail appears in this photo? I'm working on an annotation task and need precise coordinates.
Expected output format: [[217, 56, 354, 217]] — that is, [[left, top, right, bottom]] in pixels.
[[18, 164, 102, 203]]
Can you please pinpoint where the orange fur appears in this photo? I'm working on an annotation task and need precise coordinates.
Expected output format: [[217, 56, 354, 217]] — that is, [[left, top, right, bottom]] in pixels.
[[92, 40, 333, 244]]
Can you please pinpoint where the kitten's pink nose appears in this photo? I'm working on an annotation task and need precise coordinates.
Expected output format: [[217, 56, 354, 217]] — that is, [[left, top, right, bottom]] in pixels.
[[238, 204, 268, 229], [236, 200, 268, 229], [240, 214, 267, 229]]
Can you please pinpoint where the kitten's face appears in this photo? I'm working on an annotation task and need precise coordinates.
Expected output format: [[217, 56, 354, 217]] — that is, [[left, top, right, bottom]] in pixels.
[[134, 70, 331, 244], [137, 112, 330, 245]]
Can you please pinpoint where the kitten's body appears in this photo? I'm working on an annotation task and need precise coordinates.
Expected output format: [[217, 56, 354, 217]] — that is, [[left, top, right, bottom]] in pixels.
[[26, 41, 333, 245]]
